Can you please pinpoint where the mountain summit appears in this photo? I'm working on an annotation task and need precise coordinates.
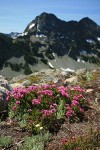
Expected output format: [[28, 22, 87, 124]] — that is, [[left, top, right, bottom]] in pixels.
[[0, 12, 100, 77]]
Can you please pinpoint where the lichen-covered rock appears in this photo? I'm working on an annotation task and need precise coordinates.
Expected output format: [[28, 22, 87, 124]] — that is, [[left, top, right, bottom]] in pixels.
[[76, 68, 87, 76], [21, 80, 31, 86], [0, 76, 12, 111], [64, 76, 78, 84]]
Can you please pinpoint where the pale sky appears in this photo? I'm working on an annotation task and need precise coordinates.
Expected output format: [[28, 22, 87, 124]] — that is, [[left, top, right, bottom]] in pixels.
[[0, 0, 100, 33]]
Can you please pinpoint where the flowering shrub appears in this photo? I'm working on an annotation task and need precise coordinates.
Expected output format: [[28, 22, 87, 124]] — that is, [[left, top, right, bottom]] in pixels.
[[6, 84, 86, 132]]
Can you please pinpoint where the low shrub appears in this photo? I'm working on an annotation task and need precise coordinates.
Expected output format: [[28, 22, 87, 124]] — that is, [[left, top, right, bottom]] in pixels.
[[6, 84, 86, 133]]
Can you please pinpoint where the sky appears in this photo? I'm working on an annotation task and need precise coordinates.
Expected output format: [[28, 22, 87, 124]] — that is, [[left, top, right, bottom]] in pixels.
[[0, 0, 100, 33]]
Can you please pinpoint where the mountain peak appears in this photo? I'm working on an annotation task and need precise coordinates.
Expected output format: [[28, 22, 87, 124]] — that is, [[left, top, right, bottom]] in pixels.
[[38, 12, 57, 18], [37, 12, 58, 22], [79, 17, 97, 26]]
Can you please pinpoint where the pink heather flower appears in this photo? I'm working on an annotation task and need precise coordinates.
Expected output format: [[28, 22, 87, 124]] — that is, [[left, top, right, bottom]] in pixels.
[[49, 84, 56, 88], [72, 100, 79, 106], [58, 86, 65, 91], [73, 95, 79, 101], [50, 105, 54, 109], [28, 109, 32, 112], [16, 101, 20, 105], [66, 110, 74, 118], [53, 103, 57, 107], [11, 87, 28, 99], [42, 90, 53, 96], [32, 98, 41, 105], [12, 105, 17, 111], [49, 103, 57, 109], [80, 108, 84, 113], [42, 84, 49, 89], [78, 94, 83, 98], [60, 90, 69, 98], [74, 86, 85, 92], [6, 96, 10, 101], [66, 104, 71, 110], [51, 108, 56, 113], [41, 108, 56, 117]]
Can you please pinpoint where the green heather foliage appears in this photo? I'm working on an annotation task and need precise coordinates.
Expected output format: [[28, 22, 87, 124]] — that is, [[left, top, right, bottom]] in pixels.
[[0, 135, 13, 148], [57, 100, 66, 119], [19, 131, 50, 150], [7, 84, 86, 133]]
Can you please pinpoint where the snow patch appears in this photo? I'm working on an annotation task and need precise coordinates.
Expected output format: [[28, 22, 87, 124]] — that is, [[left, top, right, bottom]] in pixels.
[[21, 33, 25, 36], [20, 32, 28, 36], [40, 34, 47, 38], [37, 24, 40, 31], [52, 53, 55, 57], [48, 62, 54, 69], [36, 34, 47, 38], [29, 23, 35, 30], [36, 34, 39, 37], [77, 58, 85, 63], [77, 58, 80, 62], [86, 39, 94, 43], [61, 68, 75, 72], [80, 50, 87, 55], [97, 37, 100, 41], [82, 60, 85, 63], [24, 32, 28, 35]]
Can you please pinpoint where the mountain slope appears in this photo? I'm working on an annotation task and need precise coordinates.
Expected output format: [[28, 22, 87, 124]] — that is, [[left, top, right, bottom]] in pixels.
[[0, 12, 100, 77]]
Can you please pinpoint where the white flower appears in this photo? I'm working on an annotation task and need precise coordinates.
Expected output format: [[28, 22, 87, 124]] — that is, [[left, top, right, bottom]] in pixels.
[[40, 127, 43, 130], [35, 124, 40, 127]]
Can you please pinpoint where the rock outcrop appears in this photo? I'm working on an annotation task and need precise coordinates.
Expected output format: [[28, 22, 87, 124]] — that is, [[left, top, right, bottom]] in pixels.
[[0, 75, 12, 111]]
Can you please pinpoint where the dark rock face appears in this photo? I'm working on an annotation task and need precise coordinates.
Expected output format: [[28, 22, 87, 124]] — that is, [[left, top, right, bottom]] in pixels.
[[25, 13, 100, 40], [75, 17, 100, 40], [24, 12, 100, 58]]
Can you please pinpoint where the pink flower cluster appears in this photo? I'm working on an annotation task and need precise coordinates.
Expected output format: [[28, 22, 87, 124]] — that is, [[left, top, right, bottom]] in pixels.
[[58, 86, 69, 98], [32, 97, 41, 105], [16, 101, 20, 105], [41, 108, 56, 117], [71, 100, 79, 107], [66, 110, 74, 117], [6, 87, 28, 100], [12, 105, 17, 111], [65, 104, 74, 117], [41, 90, 54, 96], [41, 103, 57, 117], [71, 86, 85, 92]]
